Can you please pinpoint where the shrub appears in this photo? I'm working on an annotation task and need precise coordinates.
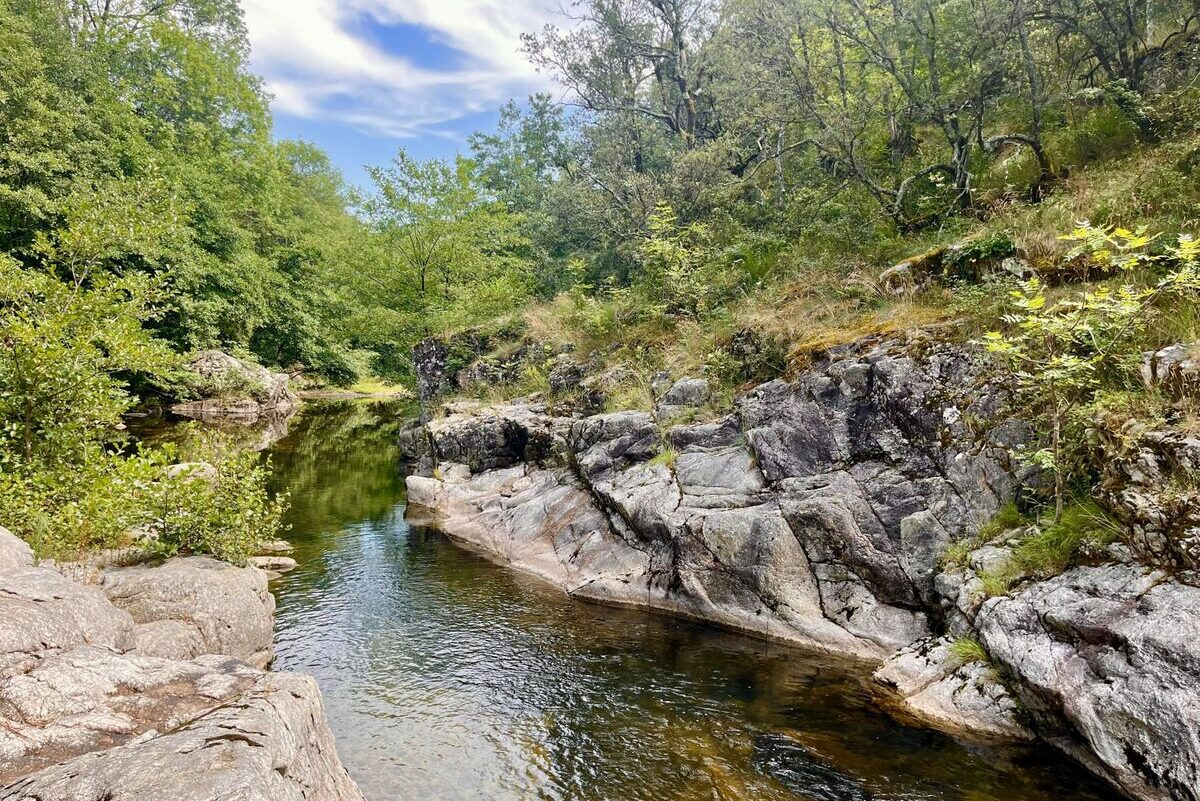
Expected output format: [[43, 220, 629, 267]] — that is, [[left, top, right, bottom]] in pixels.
[[0, 453, 161, 558], [0, 444, 287, 564], [141, 448, 287, 565]]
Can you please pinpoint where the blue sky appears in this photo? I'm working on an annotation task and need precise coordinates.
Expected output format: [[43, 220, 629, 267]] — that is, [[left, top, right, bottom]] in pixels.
[[240, 0, 565, 188]]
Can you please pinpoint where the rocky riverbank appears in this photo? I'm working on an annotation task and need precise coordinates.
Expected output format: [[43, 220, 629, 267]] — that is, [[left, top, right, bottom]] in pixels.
[[402, 333, 1200, 801], [0, 528, 364, 801]]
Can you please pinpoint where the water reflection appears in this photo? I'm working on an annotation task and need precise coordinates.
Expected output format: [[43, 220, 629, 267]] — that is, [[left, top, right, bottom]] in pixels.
[[266, 401, 1118, 801]]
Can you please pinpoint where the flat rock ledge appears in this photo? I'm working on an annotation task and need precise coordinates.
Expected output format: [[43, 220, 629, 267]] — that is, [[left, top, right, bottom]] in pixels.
[[403, 336, 1200, 801], [0, 528, 363, 801]]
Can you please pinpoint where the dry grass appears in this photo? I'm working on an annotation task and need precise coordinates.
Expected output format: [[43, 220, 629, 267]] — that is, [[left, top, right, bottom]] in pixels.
[[783, 301, 953, 369]]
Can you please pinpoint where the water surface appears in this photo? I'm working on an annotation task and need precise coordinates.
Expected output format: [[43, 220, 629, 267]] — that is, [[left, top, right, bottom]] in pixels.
[[265, 401, 1118, 801]]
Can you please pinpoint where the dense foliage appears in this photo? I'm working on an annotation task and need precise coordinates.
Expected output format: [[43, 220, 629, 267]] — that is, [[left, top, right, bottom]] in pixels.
[[3, 0, 1200, 557]]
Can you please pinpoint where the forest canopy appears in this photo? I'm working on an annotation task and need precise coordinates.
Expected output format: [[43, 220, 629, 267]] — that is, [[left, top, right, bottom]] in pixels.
[[4, 0, 1199, 386]]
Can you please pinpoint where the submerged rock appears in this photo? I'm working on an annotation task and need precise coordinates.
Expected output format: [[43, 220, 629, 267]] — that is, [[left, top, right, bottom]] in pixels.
[[752, 733, 871, 801]]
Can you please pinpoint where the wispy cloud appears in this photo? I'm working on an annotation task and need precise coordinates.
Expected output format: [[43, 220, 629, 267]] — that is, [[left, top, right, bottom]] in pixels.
[[241, 0, 561, 139]]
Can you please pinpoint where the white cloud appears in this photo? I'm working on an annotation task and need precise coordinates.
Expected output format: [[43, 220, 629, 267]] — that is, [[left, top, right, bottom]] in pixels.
[[240, 0, 562, 140]]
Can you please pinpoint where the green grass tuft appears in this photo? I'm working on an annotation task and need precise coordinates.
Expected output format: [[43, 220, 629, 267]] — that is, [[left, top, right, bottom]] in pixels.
[[948, 636, 990, 666], [1014, 501, 1121, 579], [977, 501, 1026, 541], [648, 446, 677, 469]]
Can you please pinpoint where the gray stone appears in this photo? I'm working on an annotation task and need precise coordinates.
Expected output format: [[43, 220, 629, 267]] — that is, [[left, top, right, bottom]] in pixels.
[[250, 555, 298, 573], [102, 557, 275, 668], [978, 564, 1200, 801], [407, 466, 660, 606], [0, 527, 33, 571], [172, 350, 297, 420], [1142, 342, 1200, 398], [874, 636, 1032, 740], [427, 404, 569, 474], [413, 337, 449, 402], [0, 647, 261, 784], [660, 377, 710, 407], [0, 553, 362, 799], [1, 670, 365, 801], [899, 511, 952, 605], [548, 355, 584, 394], [656, 377, 711, 420], [0, 567, 135, 677], [1095, 420, 1200, 570]]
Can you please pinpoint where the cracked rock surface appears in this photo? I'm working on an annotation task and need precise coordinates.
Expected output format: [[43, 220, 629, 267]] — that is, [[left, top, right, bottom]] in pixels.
[[977, 564, 1200, 801], [403, 335, 1200, 801], [102, 556, 276, 669], [407, 338, 1017, 660], [0, 527, 363, 800]]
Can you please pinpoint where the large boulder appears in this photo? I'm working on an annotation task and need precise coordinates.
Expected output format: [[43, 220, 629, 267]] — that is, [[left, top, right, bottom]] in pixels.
[[1, 670, 365, 801], [102, 557, 275, 669], [407, 338, 1025, 660], [407, 465, 658, 607], [977, 564, 1200, 801], [413, 337, 450, 402], [426, 403, 570, 473], [738, 339, 1023, 650], [172, 350, 297, 421], [0, 647, 261, 783], [0, 552, 363, 800], [0, 567, 135, 676]]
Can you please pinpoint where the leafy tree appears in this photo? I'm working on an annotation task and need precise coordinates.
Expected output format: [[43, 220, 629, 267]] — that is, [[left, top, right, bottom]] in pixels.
[[523, 0, 725, 150], [469, 95, 569, 213], [983, 224, 1200, 520], [362, 150, 534, 335]]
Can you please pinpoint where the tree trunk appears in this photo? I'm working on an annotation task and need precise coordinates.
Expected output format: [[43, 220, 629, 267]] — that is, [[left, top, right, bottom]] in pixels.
[[1052, 410, 1065, 524]]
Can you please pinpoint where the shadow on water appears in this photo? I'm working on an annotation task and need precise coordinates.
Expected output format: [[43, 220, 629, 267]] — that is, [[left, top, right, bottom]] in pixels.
[[258, 400, 1120, 801]]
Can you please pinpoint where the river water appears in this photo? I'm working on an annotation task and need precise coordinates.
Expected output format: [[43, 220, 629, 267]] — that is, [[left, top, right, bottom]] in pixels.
[[260, 400, 1118, 801]]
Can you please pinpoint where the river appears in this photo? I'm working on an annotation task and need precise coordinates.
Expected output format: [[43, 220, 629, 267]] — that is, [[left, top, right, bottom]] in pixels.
[[255, 400, 1118, 801]]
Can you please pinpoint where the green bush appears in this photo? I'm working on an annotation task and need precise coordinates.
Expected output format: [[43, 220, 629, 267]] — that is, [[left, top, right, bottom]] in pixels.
[[142, 448, 287, 565], [0, 453, 160, 557], [0, 444, 287, 564]]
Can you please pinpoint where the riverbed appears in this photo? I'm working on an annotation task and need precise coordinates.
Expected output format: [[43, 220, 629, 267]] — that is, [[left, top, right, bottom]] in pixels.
[[260, 401, 1117, 801]]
